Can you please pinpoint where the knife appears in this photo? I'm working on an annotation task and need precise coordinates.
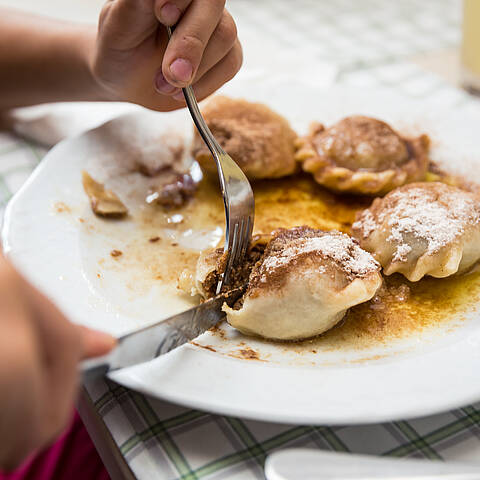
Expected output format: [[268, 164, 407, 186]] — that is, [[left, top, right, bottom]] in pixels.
[[81, 288, 242, 381]]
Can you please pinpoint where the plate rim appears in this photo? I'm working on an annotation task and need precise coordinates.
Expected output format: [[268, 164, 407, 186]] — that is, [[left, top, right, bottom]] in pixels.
[[4, 87, 480, 425]]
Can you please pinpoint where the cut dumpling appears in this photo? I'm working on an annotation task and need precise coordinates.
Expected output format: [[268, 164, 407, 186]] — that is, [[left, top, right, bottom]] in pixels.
[[224, 227, 382, 341], [352, 182, 480, 281], [177, 247, 223, 298], [192, 96, 298, 180], [178, 235, 270, 298], [295, 116, 430, 195]]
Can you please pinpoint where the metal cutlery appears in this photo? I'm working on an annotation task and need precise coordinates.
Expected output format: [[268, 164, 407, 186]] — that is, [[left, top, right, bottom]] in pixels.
[[166, 26, 255, 293], [81, 288, 242, 380], [83, 30, 256, 380]]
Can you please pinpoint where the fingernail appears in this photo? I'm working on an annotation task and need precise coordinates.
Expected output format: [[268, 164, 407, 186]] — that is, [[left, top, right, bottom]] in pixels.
[[169, 58, 193, 84], [160, 2, 181, 26], [155, 71, 177, 95]]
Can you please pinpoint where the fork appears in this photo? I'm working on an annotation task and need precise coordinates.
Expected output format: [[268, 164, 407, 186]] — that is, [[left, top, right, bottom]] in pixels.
[[166, 27, 255, 293]]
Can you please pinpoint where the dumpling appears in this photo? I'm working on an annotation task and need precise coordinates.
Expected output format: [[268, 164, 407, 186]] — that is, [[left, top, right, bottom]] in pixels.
[[352, 182, 480, 281], [223, 227, 382, 341], [192, 96, 298, 180], [178, 247, 224, 298], [295, 116, 430, 195], [178, 235, 270, 298]]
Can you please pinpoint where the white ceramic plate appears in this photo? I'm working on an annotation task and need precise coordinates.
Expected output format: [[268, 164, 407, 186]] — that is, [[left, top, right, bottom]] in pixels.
[[4, 83, 480, 425]]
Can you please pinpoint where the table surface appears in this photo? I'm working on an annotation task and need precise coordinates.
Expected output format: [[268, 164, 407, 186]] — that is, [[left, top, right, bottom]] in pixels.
[[3, 1, 480, 479]]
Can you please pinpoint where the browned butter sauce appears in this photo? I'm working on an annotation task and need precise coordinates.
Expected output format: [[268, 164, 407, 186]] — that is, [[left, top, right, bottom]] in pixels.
[[318, 271, 480, 350], [136, 172, 480, 349]]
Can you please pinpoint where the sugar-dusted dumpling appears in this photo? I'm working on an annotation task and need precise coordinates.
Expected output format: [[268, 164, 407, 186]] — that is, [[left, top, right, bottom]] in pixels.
[[352, 182, 480, 281], [223, 227, 382, 341], [295, 116, 430, 195], [192, 96, 298, 180]]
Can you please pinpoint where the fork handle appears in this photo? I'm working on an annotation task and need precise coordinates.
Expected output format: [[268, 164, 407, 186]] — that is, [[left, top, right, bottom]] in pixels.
[[182, 86, 224, 157], [165, 26, 223, 162]]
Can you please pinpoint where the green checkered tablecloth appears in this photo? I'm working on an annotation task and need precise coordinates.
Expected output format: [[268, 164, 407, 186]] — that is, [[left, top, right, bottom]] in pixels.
[[3, 0, 480, 478]]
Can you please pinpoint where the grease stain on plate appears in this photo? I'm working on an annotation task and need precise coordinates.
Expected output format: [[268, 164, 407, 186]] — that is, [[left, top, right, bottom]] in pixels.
[[59, 169, 480, 367]]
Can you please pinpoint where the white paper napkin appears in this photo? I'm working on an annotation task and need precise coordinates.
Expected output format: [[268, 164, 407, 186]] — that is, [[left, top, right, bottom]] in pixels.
[[6, 101, 139, 147]]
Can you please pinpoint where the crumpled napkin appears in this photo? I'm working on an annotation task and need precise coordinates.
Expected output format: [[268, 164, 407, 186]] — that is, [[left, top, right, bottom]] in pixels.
[[5, 101, 140, 147]]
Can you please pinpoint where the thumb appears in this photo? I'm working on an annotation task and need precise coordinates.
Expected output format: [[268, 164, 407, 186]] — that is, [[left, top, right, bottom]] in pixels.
[[98, 0, 158, 50], [78, 325, 117, 359]]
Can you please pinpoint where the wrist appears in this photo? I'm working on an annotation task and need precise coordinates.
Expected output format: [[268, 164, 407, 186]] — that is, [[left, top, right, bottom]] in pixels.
[[70, 25, 113, 102]]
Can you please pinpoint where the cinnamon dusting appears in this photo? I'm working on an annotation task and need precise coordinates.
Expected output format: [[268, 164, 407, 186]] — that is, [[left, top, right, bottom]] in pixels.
[[193, 96, 298, 180], [244, 227, 379, 299], [295, 116, 430, 195]]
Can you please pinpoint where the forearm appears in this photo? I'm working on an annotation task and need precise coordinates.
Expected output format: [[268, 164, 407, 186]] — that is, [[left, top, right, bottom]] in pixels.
[[0, 9, 106, 109]]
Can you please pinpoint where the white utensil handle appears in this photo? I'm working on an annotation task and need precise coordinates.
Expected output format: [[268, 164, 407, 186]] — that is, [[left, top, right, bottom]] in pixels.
[[265, 449, 480, 480]]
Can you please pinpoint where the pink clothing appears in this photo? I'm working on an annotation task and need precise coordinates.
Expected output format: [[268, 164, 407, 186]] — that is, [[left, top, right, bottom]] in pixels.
[[0, 411, 110, 480]]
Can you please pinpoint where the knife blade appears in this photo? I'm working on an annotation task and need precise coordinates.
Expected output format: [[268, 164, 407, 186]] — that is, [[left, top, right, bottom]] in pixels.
[[81, 288, 242, 381]]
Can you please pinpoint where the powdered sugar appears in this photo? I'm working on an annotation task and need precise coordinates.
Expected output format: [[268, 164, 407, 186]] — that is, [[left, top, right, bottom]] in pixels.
[[356, 183, 480, 262], [354, 210, 377, 238], [392, 243, 412, 262], [261, 231, 379, 277]]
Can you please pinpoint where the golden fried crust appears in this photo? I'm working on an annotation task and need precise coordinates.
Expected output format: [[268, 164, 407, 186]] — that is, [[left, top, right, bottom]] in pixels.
[[192, 96, 299, 180], [295, 116, 430, 195]]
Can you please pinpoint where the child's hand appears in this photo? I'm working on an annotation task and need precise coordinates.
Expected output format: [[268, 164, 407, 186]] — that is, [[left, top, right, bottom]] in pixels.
[[92, 0, 242, 111], [0, 256, 115, 471]]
